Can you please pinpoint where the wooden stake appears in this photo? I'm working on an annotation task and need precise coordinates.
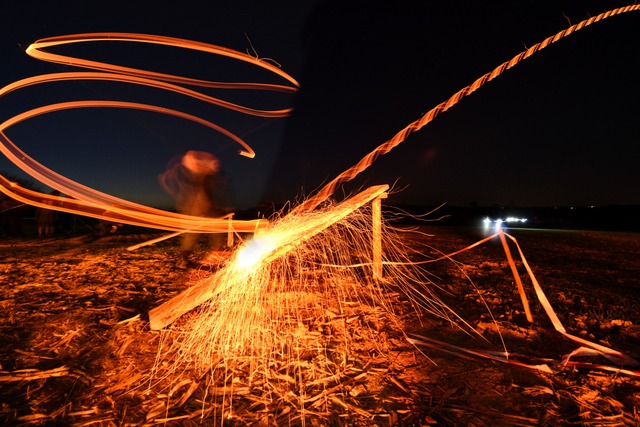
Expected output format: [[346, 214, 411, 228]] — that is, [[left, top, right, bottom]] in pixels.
[[127, 213, 251, 251], [371, 192, 387, 280]]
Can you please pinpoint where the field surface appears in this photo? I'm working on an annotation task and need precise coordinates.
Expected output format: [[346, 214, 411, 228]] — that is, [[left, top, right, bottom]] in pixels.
[[1, 224, 639, 426]]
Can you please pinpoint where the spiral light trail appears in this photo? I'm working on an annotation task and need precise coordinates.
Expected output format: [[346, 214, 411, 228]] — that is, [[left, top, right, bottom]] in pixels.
[[0, 32, 299, 232]]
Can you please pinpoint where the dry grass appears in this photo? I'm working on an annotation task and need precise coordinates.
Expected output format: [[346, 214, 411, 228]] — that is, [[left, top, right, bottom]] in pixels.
[[1, 224, 639, 426]]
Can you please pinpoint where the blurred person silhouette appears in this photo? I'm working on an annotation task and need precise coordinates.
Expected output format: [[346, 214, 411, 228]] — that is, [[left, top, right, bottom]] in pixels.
[[159, 150, 230, 269], [35, 190, 61, 237]]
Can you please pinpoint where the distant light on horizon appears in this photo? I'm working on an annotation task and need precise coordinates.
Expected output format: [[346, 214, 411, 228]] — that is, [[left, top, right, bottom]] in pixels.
[[483, 216, 527, 232]]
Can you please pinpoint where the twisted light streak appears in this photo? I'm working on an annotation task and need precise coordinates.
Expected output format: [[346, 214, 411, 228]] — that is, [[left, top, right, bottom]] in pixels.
[[0, 32, 299, 231], [294, 4, 640, 213]]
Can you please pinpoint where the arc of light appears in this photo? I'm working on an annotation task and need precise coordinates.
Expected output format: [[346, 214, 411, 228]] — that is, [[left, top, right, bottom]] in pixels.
[[1, 72, 293, 119], [0, 100, 257, 226], [9, 32, 301, 163], [26, 32, 300, 92], [294, 4, 640, 213], [1, 100, 255, 159]]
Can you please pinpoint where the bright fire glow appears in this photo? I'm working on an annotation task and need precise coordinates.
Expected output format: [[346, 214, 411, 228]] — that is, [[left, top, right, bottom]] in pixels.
[[235, 236, 277, 270]]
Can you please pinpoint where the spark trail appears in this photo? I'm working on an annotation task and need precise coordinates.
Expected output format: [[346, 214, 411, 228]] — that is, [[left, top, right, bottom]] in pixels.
[[293, 4, 640, 213]]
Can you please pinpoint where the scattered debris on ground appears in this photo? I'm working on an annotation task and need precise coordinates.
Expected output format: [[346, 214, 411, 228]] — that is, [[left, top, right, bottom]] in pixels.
[[1, 226, 638, 426]]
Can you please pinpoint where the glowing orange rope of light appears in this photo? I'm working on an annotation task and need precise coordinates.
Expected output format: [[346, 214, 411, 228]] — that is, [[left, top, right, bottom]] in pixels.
[[26, 33, 299, 93], [0, 33, 298, 231], [293, 4, 639, 213]]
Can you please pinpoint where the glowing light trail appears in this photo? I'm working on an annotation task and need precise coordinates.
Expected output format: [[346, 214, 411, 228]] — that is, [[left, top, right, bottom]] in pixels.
[[294, 4, 640, 213], [0, 175, 266, 233], [1, 72, 294, 121], [0, 32, 299, 232], [26, 33, 299, 92]]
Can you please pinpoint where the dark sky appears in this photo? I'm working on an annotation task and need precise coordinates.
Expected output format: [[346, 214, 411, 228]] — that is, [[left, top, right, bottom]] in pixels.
[[1, 1, 638, 211]]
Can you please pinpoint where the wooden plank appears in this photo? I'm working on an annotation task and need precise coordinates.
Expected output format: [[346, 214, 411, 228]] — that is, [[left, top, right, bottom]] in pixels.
[[148, 184, 389, 330]]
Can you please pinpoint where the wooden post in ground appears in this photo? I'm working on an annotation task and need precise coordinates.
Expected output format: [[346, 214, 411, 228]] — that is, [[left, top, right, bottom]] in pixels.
[[226, 213, 234, 247], [127, 213, 240, 251], [371, 192, 387, 280]]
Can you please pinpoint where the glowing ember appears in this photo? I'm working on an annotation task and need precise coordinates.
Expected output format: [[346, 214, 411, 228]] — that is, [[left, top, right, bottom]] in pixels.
[[148, 185, 393, 330]]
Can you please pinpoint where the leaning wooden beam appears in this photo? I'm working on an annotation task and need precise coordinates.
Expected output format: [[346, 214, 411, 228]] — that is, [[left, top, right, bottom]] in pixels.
[[149, 184, 389, 330]]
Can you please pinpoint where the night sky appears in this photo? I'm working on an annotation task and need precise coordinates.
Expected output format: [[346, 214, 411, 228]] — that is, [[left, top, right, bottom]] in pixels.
[[1, 1, 638, 211]]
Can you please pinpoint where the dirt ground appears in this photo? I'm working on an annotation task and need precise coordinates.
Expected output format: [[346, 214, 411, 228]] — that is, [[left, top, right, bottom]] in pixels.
[[1, 224, 639, 426]]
